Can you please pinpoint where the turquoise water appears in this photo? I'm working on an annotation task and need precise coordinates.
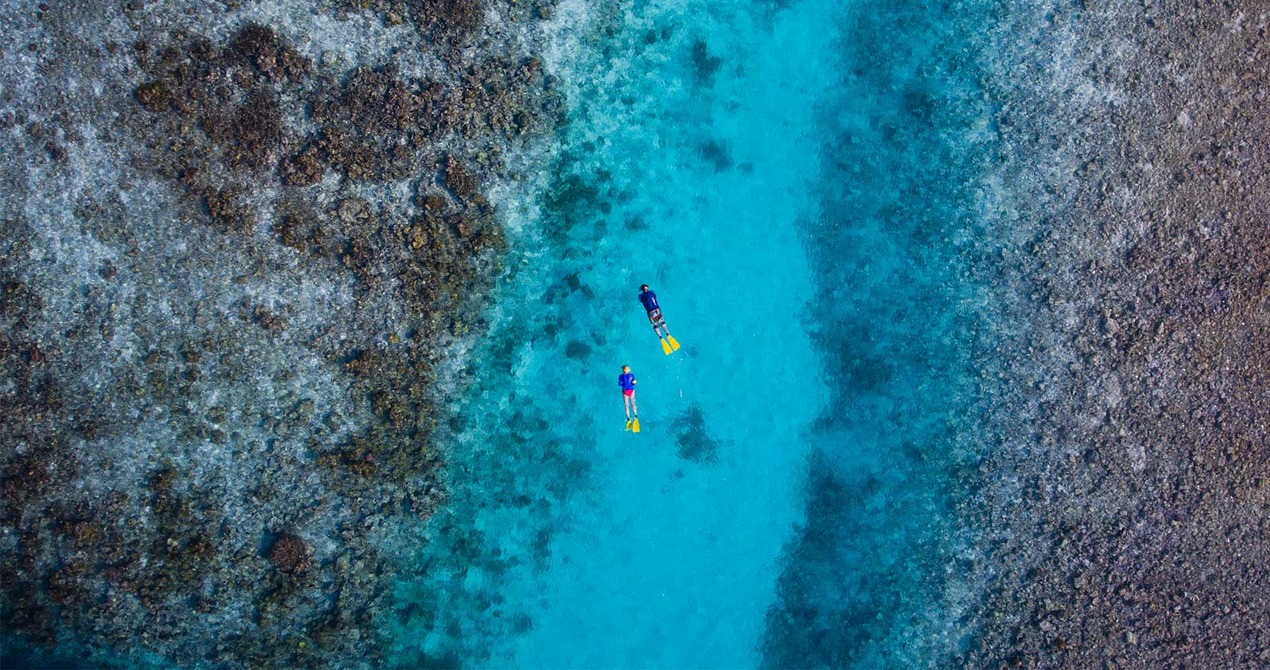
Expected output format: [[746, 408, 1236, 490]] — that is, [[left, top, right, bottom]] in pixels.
[[389, 0, 993, 667], [761, 2, 994, 666]]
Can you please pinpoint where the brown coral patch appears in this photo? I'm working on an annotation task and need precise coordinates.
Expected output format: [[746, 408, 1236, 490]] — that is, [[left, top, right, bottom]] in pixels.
[[267, 532, 311, 575]]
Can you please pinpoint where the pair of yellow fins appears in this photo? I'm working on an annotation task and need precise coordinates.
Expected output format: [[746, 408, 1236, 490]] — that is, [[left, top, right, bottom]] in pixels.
[[625, 417, 641, 433]]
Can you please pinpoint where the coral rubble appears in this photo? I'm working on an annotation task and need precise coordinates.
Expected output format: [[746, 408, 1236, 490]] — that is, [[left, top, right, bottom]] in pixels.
[[0, 0, 558, 666]]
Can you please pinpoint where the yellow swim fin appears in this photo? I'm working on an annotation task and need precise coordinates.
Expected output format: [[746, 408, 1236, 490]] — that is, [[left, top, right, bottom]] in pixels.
[[666, 335, 680, 351], [632, 417, 641, 433], [661, 338, 673, 355], [625, 419, 633, 432]]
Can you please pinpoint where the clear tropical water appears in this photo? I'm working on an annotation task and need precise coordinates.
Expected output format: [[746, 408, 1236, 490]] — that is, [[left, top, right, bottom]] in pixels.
[[388, 0, 993, 667]]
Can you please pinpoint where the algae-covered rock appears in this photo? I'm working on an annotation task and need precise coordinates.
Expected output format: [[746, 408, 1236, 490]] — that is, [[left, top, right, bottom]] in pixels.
[[2, 0, 559, 665], [267, 532, 311, 575]]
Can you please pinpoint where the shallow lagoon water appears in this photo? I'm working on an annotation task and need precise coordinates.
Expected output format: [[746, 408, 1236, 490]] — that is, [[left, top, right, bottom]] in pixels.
[[390, 0, 990, 667], [9, 0, 1260, 667]]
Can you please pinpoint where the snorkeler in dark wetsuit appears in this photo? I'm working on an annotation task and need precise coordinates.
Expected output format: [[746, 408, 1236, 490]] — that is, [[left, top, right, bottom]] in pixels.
[[639, 284, 680, 354], [639, 284, 669, 337]]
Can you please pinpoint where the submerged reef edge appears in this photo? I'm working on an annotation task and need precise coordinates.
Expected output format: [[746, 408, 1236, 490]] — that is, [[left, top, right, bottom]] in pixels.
[[961, 3, 1270, 668], [0, 0, 561, 667]]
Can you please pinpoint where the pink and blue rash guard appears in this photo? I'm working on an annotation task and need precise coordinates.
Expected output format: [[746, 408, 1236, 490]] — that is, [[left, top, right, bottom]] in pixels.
[[638, 290, 660, 313], [618, 372, 636, 390]]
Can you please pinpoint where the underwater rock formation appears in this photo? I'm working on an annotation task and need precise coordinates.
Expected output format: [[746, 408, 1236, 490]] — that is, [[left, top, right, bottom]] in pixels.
[[0, 0, 559, 666]]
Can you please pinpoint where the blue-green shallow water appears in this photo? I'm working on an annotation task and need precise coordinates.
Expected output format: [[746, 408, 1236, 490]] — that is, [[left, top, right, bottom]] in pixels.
[[761, 2, 995, 666], [388, 0, 994, 667]]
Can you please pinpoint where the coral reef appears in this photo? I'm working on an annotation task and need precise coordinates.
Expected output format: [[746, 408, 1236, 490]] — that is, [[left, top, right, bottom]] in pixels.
[[963, 4, 1270, 668], [267, 532, 312, 575], [0, 0, 560, 667]]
